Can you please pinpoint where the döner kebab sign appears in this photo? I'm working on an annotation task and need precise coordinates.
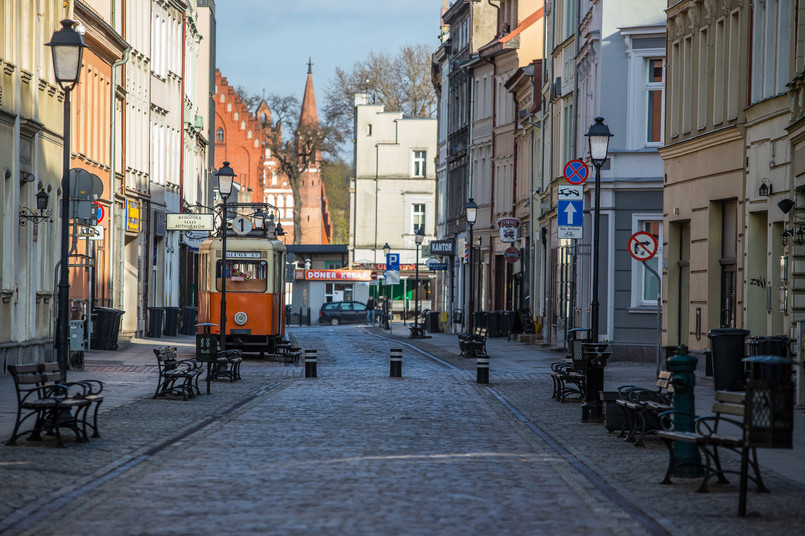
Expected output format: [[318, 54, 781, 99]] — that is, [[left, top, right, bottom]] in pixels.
[[299, 269, 373, 281]]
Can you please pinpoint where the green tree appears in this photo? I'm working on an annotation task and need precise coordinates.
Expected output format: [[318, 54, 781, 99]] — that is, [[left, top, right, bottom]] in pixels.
[[321, 160, 351, 244]]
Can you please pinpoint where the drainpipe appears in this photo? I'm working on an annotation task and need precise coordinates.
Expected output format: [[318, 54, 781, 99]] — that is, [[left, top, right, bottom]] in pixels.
[[109, 46, 131, 310]]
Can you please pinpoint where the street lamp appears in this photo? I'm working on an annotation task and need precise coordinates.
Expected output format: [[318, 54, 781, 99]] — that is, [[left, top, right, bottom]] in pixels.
[[465, 198, 478, 334], [383, 242, 391, 329], [413, 228, 425, 335], [253, 209, 265, 234], [47, 19, 86, 381], [216, 161, 236, 351], [583, 116, 613, 422], [19, 189, 53, 226]]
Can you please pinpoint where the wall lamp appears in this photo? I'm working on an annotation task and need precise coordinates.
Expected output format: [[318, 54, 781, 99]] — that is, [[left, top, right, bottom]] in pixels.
[[19, 189, 53, 226], [781, 227, 805, 247], [759, 178, 772, 197]]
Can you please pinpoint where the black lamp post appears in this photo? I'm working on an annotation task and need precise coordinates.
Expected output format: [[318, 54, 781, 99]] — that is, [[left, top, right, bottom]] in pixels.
[[465, 198, 477, 334], [47, 19, 86, 381], [414, 227, 425, 334], [383, 242, 391, 329], [216, 162, 236, 351], [583, 117, 613, 422], [19, 189, 53, 226]]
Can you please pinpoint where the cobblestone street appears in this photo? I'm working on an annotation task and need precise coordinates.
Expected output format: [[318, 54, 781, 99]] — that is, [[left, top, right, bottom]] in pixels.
[[1, 325, 805, 535]]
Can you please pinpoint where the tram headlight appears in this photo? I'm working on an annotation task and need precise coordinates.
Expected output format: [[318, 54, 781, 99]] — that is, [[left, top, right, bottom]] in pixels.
[[234, 312, 248, 326]]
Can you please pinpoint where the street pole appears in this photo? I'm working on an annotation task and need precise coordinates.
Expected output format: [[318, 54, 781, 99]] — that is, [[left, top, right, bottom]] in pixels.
[[57, 90, 72, 381], [415, 243, 419, 329], [220, 197, 227, 352], [468, 222, 474, 334], [591, 162, 601, 342]]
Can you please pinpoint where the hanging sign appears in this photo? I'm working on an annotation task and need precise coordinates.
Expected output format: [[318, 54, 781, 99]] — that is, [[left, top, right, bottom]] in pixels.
[[504, 247, 521, 263], [497, 218, 521, 243]]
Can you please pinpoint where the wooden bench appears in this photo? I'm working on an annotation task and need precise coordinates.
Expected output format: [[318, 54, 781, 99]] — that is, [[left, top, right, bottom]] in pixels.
[[458, 327, 487, 357], [153, 346, 204, 400], [208, 349, 243, 382], [615, 371, 674, 446], [6, 363, 101, 447], [656, 390, 769, 494]]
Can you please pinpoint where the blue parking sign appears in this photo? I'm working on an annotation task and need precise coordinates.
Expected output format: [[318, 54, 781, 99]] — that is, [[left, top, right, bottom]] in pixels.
[[386, 253, 400, 271]]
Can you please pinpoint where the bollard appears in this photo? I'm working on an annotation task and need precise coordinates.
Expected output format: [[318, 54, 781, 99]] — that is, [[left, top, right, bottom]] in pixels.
[[304, 349, 317, 378], [390, 348, 402, 378], [667, 346, 703, 477], [476, 355, 489, 384]]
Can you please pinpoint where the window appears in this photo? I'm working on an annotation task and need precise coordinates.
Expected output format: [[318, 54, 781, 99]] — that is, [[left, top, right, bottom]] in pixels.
[[367, 124, 372, 136], [631, 216, 663, 308], [646, 58, 664, 144], [325, 283, 353, 302], [412, 150, 426, 177], [412, 203, 426, 233], [216, 128, 223, 142], [271, 170, 278, 185], [216, 260, 268, 293]]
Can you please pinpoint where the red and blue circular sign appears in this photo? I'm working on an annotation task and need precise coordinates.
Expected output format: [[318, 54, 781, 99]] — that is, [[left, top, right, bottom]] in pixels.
[[93, 201, 105, 223], [504, 247, 521, 263], [563, 160, 589, 185]]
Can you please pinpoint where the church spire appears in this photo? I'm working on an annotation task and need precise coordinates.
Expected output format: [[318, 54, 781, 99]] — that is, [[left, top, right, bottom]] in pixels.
[[299, 58, 319, 128]]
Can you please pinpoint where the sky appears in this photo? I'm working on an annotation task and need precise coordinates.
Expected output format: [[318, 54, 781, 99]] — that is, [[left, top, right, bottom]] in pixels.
[[216, 0, 443, 103]]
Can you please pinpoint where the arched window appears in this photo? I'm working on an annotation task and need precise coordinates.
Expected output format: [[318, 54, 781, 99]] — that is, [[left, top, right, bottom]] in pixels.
[[261, 113, 267, 124], [233, 112, 239, 120], [227, 103, 232, 112], [247, 130, 252, 139], [277, 195, 285, 208], [268, 194, 275, 206], [286, 194, 293, 208], [219, 93, 225, 103], [216, 128, 224, 142]]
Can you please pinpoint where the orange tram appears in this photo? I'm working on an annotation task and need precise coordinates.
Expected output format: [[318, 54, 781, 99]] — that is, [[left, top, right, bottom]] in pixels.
[[197, 234, 287, 356]]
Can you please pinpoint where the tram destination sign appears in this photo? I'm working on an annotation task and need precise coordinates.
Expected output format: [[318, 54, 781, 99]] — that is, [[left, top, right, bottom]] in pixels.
[[167, 213, 215, 231]]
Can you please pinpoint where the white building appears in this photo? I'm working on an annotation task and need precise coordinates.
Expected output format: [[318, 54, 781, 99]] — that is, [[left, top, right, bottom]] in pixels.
[[349, 94, 437, 314]]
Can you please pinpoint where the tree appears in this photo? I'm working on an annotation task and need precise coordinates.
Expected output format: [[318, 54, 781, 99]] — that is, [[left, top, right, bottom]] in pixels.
[[321, 160, 351, 244], [323, 44, 437, 149], [261, 94, 338, 245]]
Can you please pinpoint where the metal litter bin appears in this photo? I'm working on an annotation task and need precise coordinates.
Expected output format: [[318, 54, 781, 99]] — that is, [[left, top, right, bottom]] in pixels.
[[163, 307, 181, 337], [485, 312, 499, 338], [707, 328, 749, 391], [147, 307, 164, 338], [427, 310, 441, 333]]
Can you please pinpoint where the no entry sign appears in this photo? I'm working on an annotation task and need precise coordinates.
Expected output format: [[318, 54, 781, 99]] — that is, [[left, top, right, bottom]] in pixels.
[[628, 231, 658, 261], [563, 160, 589, 185]]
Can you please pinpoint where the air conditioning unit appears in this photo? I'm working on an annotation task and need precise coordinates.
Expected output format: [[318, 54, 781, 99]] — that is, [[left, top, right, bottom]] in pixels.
[[551, 77, 562, 100]]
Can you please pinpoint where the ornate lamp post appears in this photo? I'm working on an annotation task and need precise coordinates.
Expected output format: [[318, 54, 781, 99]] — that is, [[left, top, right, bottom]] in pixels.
[[582, 117, 613, 422], [465, 198, 478, 334], [253, 209, 265, 236], [47, 19, 86, 380], [414, 227, 425, 333], [216, 162, 236, 351], [19, 189, 53, 226]]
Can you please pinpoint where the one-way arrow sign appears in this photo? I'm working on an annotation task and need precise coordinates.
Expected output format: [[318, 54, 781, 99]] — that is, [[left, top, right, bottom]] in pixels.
[[558, 200, 582, 226]]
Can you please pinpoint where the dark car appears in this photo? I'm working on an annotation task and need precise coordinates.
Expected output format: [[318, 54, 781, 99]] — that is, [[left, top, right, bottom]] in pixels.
[[319, 301, 367, 325]]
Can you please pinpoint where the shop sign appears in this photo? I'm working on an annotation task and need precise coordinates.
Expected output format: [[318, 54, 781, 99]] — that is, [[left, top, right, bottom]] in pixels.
[[504, 247, 521, 263], [429, 239, 455, 255], [126, 200, 140, 233], [497, 218, 521, 243], [304, 269, 373, 281], [183, 231, 209, 249], [168, 213, 215, 231]]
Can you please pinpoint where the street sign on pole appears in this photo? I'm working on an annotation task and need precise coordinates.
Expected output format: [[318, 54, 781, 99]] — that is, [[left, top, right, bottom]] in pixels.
[[386, 253, 400, 272], [563, 159, 589, 185], [628, 231, 658, 261], [557, 182, 584, 239]]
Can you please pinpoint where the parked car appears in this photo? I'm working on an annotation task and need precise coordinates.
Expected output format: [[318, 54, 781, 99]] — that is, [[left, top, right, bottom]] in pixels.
[[318, 301, 368, 325]]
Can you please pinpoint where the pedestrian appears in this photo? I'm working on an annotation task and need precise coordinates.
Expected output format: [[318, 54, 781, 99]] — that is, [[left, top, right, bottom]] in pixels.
[[366, 296, 376, 324]]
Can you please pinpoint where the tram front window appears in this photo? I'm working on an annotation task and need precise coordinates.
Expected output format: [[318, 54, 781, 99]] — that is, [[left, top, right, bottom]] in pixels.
[[216, 260, 268, 292]]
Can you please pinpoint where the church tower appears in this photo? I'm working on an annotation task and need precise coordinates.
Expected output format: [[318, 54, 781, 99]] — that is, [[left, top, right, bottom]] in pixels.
[[297, 60, 332, 244]]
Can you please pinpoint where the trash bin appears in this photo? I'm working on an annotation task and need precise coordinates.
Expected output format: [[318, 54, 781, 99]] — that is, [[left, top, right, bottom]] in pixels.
[[499, 310, 514, 337], [707, 328, 750, 391], [181, 306, 198, 335], [147, 307, 165, 338], [453, 309, 464, 325], [748, 335, 789, 358], [163, 307, 181, 337], [486, 311, 499, 338], [473, 310, 487, 330], [91, 307, 123, 350], [427, 311, 441, 333]]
